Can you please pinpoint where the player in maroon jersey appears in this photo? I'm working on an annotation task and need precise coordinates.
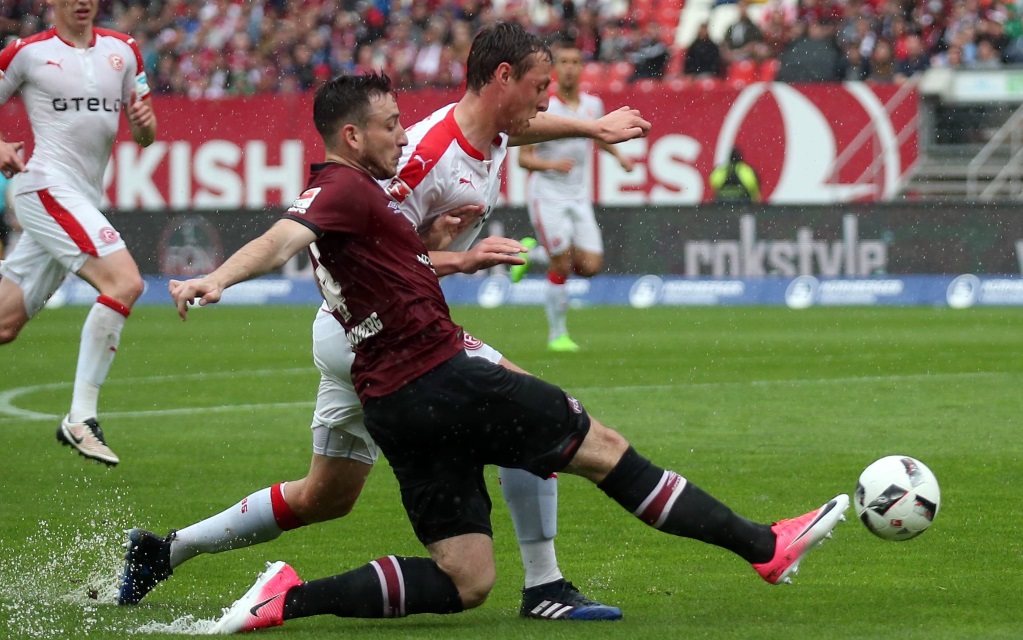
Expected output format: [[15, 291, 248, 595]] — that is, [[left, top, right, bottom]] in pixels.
[[167, 73, 849, 634]]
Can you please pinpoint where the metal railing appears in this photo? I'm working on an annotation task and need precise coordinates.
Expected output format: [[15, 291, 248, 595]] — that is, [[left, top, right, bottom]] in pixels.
[[966, 100, 1023, 199], [828, 75, 921, 197]]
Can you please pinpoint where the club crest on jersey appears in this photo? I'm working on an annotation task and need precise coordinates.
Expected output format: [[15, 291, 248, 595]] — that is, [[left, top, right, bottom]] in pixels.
[[108, 54, 124, 71], [99, 227, 120, 244], [385, 177, 411, 203], [288, 187, 321, 214], [462, 331, 483, 350]]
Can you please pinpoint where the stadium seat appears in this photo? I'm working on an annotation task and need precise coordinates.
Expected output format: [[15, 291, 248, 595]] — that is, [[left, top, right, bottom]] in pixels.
[[609, 61, 635, 84], [760, 58, 781, 82], [727, 59, 757, 84], [634, 78, 660, 93]]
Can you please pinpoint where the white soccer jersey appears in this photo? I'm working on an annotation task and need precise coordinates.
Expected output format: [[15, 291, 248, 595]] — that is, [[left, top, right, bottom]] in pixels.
[[526, 92, 604, 201], [381, 104, 508, 252], [0, 28, 150, 206]]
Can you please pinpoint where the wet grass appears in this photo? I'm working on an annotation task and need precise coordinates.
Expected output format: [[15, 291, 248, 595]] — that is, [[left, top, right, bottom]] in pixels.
[[1, 305, 1021, 639]]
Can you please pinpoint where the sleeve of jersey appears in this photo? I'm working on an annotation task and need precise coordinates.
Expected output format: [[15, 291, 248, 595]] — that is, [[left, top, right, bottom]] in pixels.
[[0, 41, 25, 105], [382, 148, 447, 230], [285, 178, 366, 236], [126, 38, 151, 100]]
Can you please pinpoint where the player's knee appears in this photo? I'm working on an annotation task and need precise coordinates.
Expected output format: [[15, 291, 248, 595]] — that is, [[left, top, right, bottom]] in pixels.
[[573, 263, 601, 278], [0, 324, 21, 345], [453, 566, 495, 609]]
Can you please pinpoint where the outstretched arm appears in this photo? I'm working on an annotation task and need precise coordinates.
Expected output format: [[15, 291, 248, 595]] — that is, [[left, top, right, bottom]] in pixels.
[[429, 236, 526, 277], [169, 219, 316, 320], [509, 106, 651, 146]]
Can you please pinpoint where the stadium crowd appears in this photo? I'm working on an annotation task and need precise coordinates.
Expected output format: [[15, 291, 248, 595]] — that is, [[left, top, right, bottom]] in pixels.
[[2, 0, 1022, 97]]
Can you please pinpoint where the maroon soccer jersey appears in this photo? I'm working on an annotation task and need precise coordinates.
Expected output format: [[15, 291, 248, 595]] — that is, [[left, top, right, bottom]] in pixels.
[[284, 162, 464, 398]]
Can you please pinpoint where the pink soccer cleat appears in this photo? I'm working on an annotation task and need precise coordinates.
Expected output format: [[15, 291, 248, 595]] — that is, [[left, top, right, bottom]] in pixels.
[[209, 562, 303, 634], [752, 494, 849, 585]]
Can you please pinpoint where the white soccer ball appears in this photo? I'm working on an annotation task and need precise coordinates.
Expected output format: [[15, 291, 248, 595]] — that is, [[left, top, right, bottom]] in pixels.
[[854, 455, 940, 541]]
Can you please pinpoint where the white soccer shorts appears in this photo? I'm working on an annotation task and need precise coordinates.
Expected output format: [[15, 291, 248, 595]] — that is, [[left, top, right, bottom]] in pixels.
[[309, 310, 503, 464], [0, 187, 127, 316], [526, 196, 603, 257]]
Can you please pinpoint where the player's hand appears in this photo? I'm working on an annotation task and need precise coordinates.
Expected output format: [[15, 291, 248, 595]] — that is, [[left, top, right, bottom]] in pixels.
[[420, 203, 485, 251], [619, 155, 635, 172], [550, 159, 575, 174], [169, 277, 223, 321], [127, 91, 156, 130], [595, 107, 651, 143], [0, 140, 27, 178], [459, 236, 527, 274]]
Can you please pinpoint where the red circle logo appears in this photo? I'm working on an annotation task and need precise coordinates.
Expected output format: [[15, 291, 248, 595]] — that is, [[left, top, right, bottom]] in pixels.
[[108, 54, 124, 71], [99, 227, 120, 243]]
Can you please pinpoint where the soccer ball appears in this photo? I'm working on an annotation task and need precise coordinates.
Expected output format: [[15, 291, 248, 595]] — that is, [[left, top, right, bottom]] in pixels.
[[854, 455, 940, 541]]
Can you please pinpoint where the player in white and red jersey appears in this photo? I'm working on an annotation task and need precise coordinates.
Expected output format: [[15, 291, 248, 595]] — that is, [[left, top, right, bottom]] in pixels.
[[0, 0, 157, 466], [159, 72, 848, 636], [121, 23, 649, 620], [515, 39, 634, 353]]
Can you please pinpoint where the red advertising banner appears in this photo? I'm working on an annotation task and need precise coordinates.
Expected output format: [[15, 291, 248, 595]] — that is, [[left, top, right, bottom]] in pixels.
[[0, 82, 917, 209]]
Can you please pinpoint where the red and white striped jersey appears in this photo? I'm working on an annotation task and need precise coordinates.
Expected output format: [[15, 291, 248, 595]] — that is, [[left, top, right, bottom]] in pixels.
[[0, 28, 150, 205], [380, 104, 508, 252]]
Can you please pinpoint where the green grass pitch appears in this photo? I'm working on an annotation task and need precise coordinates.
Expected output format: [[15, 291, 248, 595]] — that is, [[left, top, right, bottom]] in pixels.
[[1, 304, 1021, 639]]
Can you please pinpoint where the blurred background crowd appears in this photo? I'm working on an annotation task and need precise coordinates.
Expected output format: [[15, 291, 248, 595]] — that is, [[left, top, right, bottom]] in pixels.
[[2, 0, 1022, 98]]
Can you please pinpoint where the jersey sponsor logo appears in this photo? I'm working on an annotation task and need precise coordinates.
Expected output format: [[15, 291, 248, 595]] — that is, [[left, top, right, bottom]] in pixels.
[[385, 177, 411, 203], [45, 59, 64, 71], [52, 97, 123, 112], [287, 187, 321, 214], [347, 312, 383, 347], [108, 54, 124, 71], [99, 227, 119, 244], [462, 331, 482, 350]]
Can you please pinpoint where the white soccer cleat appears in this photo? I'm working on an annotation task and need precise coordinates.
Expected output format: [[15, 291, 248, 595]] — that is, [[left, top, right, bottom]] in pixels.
[[752, 494, 849, 585], [209, 562, 303, 635], [56, 415, 119, 466]]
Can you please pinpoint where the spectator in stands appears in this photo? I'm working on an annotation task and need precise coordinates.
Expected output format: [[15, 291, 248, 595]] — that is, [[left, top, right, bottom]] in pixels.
[[684, 23, 723, 78], [597, 20, 631, 63], [722, 0, 764, 64], [931, 43, 964, 68], [710, 148, 761, 204], [868, 38, 897, 82], [895, 33, 930, 81], [629, 22, 670, 80], [969, 37, 1004, 68], [839, 43, 870, 80], [776, 20, 842, 82]]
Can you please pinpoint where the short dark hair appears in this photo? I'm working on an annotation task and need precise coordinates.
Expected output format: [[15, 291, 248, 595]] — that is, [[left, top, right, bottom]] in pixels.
[[313, 72, 393, 141], [465, 22, 551, 93]]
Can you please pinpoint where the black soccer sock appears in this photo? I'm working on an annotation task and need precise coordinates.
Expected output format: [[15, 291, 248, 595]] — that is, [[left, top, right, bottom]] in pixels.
[[597, 447, 775, 564], [283, 555, 464, 620]]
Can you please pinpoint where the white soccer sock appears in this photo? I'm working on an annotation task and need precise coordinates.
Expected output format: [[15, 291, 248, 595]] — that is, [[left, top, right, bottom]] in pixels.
[[528, 244, 550, 266], [544, 278, 569, 342], [69, 297, 128, 422], [499, 467, 563, 588], [169, 483, 304, 568]]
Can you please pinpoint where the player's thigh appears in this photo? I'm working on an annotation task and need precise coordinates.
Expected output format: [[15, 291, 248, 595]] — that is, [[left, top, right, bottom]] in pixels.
[[0, 231, 69, 320], [428, 533, 496, 606], [461, 329, 503, 363], [77, 247, 143, 300], [14, 188, 127, 272], [568, 201, 604, 256], [528, 199, 573, 258]]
